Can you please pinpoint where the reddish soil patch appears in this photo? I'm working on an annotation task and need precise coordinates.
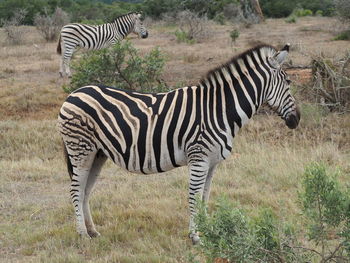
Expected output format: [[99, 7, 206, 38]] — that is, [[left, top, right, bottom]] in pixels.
[[286, 68, 313, 85]]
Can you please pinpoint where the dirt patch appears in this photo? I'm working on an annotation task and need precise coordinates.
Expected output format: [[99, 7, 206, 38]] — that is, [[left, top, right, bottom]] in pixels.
[[286, 68, 313, 85]]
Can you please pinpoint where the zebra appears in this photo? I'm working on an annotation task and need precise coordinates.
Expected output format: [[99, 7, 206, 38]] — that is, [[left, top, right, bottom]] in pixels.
[[57, 43, 300, 244], [56, 12, 148, 77]]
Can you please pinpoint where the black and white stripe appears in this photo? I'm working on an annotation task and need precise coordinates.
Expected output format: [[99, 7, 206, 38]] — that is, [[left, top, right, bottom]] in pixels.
[[57, 12, 148, 77], [57, 44, 300, 243]]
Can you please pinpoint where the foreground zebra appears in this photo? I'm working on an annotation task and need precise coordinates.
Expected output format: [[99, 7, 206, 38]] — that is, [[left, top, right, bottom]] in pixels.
[[57, 12, 148, 77], [58, 44, 300, 244]]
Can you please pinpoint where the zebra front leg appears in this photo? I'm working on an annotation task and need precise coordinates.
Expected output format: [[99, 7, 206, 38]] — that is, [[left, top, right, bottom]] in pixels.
[[202, 164, 217, 203], [83, 150, 107, 238], [188, 159, 212, 245]]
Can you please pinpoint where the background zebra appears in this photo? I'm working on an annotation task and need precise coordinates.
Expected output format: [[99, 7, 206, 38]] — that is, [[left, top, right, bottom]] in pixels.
[[58, 44, 300, 244], [57, 12, 148, 77]]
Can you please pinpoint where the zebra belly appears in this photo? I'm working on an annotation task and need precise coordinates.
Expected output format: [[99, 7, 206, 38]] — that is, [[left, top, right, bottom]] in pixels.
[[106, 143, 187, 175]]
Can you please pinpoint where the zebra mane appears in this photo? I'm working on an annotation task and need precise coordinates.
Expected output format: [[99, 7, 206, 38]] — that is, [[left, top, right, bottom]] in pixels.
[[200, 44, 277, 85], [112, 12, 139, 22]]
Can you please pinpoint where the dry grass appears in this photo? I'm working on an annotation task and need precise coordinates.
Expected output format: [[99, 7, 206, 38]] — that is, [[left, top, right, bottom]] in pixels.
[[0, 16, 349, 263], [1, 116, 348, 262]]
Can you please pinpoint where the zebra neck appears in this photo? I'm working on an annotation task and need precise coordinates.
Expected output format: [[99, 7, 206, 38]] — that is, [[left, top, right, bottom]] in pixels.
[[112, 16, 133, 39], [200, 62, 264, 137]]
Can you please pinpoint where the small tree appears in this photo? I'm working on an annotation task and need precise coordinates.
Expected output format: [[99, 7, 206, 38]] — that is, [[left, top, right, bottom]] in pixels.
[[299, 163, 350, 262], [34, 7, 69, 42], [67, 41, 166, 93], [1, 9, 27, 45], [176, 10, 211, 43], [230, 28, 240, 45]]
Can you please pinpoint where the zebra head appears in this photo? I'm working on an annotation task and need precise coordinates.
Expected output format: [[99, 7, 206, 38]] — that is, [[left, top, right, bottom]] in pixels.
[[266, 44, 300, 129], [132, 13, 148, 39]]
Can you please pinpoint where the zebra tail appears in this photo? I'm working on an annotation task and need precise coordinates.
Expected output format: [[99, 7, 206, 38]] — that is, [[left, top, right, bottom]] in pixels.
[[62, 141, 73, 180], [57, 35, 62, 55]]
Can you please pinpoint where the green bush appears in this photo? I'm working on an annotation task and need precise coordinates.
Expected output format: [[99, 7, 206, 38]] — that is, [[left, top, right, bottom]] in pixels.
[[229, 29, 240, 43], [260, 0, 334, 18], [195, 163, 350, 262], [195, 198, 256, 262], [174, 30, 195, 44], [285, 15, 297, 23], [67, 41, 167, 93], [0, 0, 141, 25], [195, 198, 302, 262], [293, 8, 313, 17], [213, 13, 226, 25], [315, 10, 323, 16], [333, 30, 350, 40], [299, 163, 350, 261]]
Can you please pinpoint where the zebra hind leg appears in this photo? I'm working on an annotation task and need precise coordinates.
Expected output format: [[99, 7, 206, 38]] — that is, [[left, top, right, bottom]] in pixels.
[[64, 141, 97, 238], [61, 42, 75, 78], [83, 150, 107, 238], [59, 55, 65, 78]]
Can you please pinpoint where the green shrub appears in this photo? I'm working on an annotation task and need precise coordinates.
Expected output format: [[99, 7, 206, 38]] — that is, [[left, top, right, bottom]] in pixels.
[[285, 15, 297, 23], [229, 29, 240, 44], [195, 198, 302, 262], [293, 8, 313, 17], [213, 13, 225, 25], [195, 197, 256, 262], [299, 163, 350, 261], [260, 0, 334, 18], [315, 10, 323, 16], [174, 29, 195, 44], [195, 163, 350, 262], [333, 30, 350, 40], [66, 41, 167, 93]]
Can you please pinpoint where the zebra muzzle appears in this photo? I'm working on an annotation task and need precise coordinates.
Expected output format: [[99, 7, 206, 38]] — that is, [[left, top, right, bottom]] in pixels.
[[285, 107, 300, 129]]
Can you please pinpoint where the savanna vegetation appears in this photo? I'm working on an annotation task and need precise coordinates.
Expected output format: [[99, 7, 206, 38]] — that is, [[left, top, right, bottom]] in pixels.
[[0, 0, 342, 25], [0, 0, 350, 262]]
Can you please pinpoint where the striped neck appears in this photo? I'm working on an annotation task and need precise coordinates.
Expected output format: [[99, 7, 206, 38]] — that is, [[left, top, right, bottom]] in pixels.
[[199, 45, 276, 136], [111, 13, 135, 38]]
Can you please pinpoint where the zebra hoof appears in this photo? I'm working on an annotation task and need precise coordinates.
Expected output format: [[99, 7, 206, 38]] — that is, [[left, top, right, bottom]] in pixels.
[[87, 229, 101, 238], [59, 72, 64, 78], [189, 232, 200, 245], [78, 231, 92, 240]]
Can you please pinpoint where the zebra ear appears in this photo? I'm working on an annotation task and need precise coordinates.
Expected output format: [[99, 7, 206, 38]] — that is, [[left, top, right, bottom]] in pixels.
[[269, 44, 290, 68]]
